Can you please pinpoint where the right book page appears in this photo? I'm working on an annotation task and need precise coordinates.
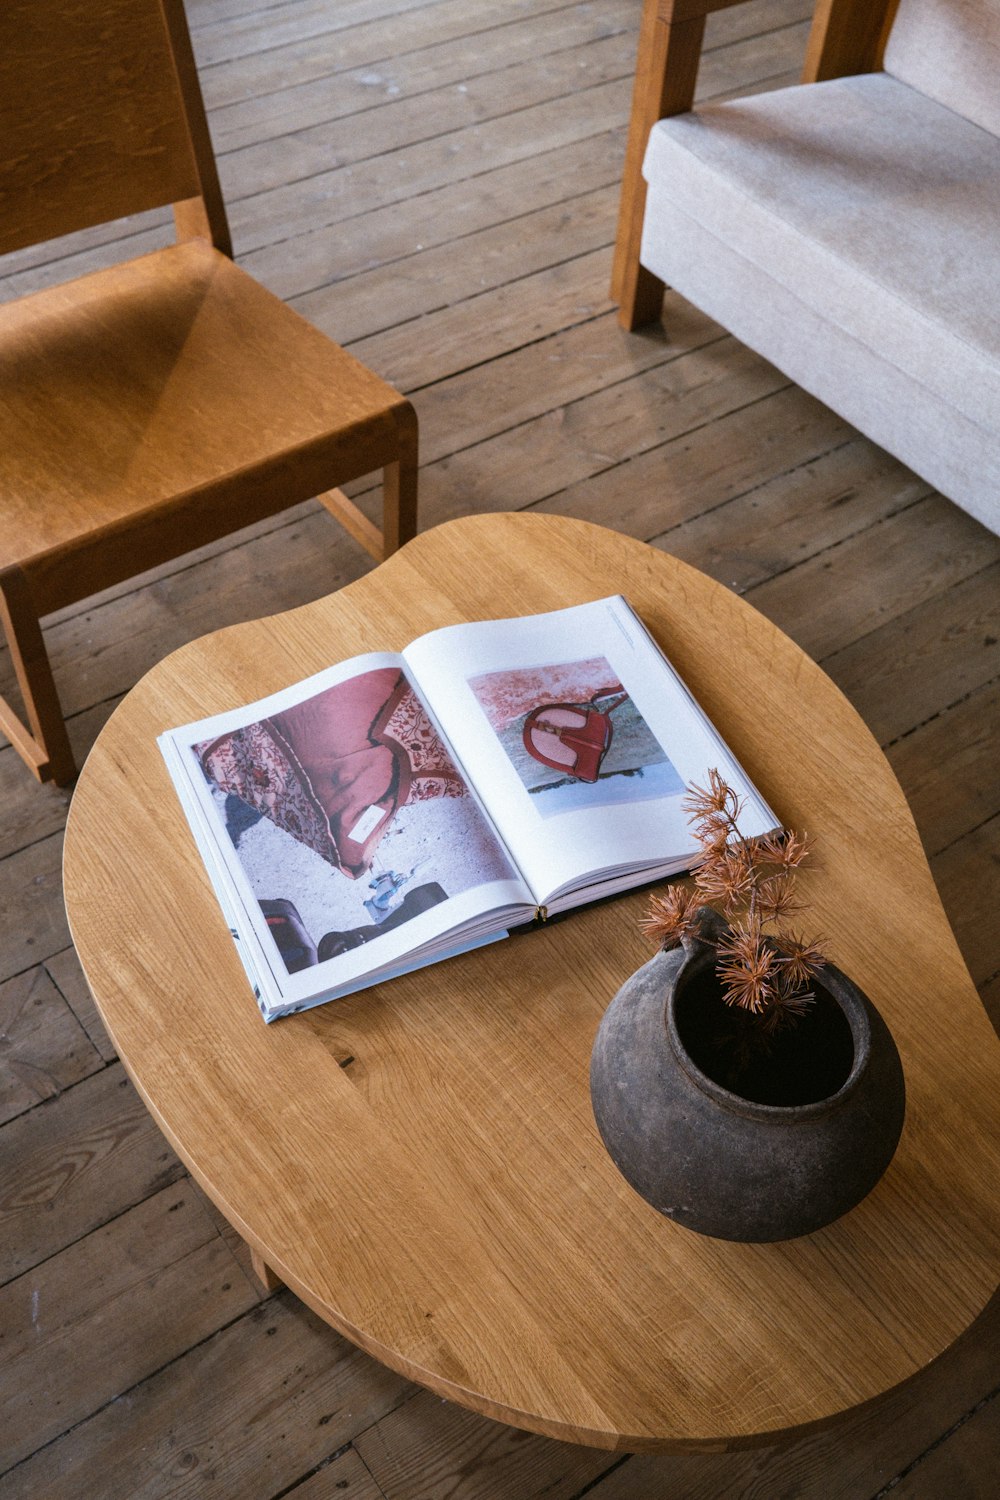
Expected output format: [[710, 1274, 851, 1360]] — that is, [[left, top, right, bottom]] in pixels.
[[403, 596, 778, 909]]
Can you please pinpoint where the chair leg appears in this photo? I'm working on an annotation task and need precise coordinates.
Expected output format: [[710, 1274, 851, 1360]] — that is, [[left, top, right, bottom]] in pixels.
[[0, 567, 76, 786], [382, 403, 419, 556], [611, 3, 705, 330], [315, 487, 385, 562]]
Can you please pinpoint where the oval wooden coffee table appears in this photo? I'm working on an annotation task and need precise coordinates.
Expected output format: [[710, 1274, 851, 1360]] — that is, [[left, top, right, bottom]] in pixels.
[[63, 514, 1000, 1452]]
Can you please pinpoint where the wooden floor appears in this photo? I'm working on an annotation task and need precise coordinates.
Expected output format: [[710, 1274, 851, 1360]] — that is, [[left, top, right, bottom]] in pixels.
[[1, 0, 998, 1494]]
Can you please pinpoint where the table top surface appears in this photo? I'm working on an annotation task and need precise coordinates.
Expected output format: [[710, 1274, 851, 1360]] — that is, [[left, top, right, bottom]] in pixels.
[[63, 513, 1000, 1453]]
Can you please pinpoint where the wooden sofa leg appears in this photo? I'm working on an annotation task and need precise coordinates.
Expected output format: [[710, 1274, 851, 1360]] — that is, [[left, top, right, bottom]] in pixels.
[[382, 403, 419, 556], [618, 262, 669, 334], [612, 3, 706, 330], [0, 567, 76, 786]]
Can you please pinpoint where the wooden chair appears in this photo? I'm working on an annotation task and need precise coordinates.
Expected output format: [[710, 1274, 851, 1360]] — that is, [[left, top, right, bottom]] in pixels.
[[611, 0, 1000, 539], [0, 0, 418, 786]]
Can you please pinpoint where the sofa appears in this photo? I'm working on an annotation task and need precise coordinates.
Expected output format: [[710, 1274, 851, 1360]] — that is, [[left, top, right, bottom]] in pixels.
[[614, 0, 1000, 538]]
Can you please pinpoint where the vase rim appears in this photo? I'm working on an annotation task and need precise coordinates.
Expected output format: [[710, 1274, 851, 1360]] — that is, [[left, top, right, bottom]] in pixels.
[[664, 943, 873, 1121]]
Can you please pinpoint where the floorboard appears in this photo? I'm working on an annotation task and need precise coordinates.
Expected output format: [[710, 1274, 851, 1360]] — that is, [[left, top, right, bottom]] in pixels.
[[1, 0, 997, 1495]]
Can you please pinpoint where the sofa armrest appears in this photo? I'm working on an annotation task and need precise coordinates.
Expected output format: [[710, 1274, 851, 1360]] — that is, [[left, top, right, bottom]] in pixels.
[[612, 0, 765, 330], [612, 0, 902, 330], [804, 0, 900, 82]]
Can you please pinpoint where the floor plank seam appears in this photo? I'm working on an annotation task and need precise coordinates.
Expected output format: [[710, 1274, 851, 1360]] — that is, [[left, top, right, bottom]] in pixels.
[[555, 387, 916, 543], [217, 19, 830, 256], [197, 0, 596, 77], [191, 0, 362, 38], [201, 0, 630, 122], [219, 23, 808, 260], [881, 674, 1000, 752], [980, 965, 1000, 993], [195, 0, 516, 69], [0, 1162, 188, 1294], [287, 180, 621, 306], [0, 215, 170, 288], [871, 1383, 1000, 1497], [1, 951, 94, 1003], [930, 808, 1000, 863], [195, 0, 780, 105], [0, 824, 63, 866], [225, 80, 633, 239], [0, 1052, 115, 1130], [0, 1287, 285, 1484], [569, 1452, 634, 1497], [338, 237, 615, 347], [636, 408, 880, 541], [394, 312, 725, 410], [219, 37, 633, 187], [267, 1439, 383, 1500], [817, 548, 1000, 673], [337, 344, 708, 483], [741, 489, 932, 601], [224, 123, 626, 267], [359, 300, 618, 396]]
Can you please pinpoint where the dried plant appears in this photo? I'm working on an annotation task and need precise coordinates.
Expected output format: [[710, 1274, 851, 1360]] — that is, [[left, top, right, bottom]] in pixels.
[[641, 769, 826, 1033]]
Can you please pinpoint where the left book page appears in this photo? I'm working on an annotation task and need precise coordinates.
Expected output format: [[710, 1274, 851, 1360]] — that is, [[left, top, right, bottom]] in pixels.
[[158, 653, 531, 1021]]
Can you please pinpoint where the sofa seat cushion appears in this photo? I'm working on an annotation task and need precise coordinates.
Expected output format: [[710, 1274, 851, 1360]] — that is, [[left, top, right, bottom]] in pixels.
[[641, 72, 1000, 439]]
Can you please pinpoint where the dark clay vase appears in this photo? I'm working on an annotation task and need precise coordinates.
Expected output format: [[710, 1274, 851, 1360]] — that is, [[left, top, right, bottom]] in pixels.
[[590, 910, 905, 1242]]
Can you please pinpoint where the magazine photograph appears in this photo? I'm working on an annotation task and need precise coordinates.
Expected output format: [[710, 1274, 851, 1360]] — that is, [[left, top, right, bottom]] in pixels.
[[467, 655, 683, 814], [194, 666, 517, 978], [159, 596, 778, 1019]]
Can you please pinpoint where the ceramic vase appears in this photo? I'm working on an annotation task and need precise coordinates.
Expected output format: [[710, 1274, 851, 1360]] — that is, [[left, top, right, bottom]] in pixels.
[[590, 911, 905, 1242]]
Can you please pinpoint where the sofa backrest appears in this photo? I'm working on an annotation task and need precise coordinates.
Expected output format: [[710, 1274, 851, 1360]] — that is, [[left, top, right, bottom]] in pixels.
[[884, 0, 1000, 135]]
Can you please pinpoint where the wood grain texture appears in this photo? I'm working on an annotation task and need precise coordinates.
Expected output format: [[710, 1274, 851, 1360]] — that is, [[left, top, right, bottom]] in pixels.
[[0, 1182, 257, 1468], [0, 966, 102, 1125], [44, 947, 118, 1063], [63, 512, 1000, 1452], [802, 0, 900, 81], [0, 1294, 411, 1500], [0, 0, 199, 256], [0, 1063, 183, 1284]]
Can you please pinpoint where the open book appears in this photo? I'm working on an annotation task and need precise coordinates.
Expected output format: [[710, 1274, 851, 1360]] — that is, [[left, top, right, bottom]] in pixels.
[[159, 596, 777, 1021]]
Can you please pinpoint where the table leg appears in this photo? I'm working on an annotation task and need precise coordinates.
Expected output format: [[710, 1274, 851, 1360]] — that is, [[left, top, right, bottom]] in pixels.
[[249, 1246, 285, 1293]]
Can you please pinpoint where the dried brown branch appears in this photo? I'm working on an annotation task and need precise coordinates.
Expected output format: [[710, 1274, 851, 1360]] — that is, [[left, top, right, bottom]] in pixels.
[[644, 769, 826, 1028]]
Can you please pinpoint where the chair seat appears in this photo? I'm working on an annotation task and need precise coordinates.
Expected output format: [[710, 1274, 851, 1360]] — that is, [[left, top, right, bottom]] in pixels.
[[640, 72, 1000, 535], [0, 239, 407, 610]]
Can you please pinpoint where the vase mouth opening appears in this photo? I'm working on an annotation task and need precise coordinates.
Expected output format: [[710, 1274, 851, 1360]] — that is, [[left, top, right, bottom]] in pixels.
[[666, 945, 870, 1116]]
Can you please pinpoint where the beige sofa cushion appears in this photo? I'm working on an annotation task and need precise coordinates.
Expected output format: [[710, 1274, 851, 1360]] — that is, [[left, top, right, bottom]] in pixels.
[[639, 194, 1000, 537], [885, 0, 1000, 136], [641, 72, 1000, 438]]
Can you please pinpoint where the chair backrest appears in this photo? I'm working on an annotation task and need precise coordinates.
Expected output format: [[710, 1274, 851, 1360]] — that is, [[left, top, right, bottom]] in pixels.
[[0, 0, 229, 257], [884, 0, 1000, 135]]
